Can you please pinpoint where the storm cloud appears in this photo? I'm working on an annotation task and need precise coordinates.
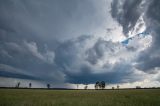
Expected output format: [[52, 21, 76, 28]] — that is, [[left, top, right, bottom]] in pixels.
[[111, 0, 160, 77], [0, 0, 160, 87]]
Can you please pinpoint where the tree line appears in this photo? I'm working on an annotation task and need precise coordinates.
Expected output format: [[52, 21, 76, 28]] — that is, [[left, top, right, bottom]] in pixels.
[[15, 81, 107, 89]]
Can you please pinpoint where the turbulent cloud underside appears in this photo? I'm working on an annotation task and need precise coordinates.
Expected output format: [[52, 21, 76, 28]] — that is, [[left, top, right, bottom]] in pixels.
[[0, 0, 160, 87]]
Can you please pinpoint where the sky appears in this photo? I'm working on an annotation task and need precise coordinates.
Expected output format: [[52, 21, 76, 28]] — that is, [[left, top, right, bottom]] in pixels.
[[0, 0, 160, 89]]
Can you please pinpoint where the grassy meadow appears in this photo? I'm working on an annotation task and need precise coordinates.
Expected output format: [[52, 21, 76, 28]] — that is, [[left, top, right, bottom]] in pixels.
[[0, 89, 160, 106]]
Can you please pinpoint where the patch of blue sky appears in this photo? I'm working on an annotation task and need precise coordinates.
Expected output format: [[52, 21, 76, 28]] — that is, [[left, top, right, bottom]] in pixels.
[[121, 31, 150, 45]]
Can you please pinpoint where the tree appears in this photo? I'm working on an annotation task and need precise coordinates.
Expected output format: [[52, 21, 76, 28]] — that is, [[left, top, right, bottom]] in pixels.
[[47, 84, 50, 89], [101, 81, 105, 90], [95, 81, 100, 90], [95, 81, 105, 90], [117, 85, 120, 89], [29, 83, 32, 88], [84, 85, 88, 90], [16, 82, 20, 88], [83, 83, 88, 90], [77, 84, 79, 90]]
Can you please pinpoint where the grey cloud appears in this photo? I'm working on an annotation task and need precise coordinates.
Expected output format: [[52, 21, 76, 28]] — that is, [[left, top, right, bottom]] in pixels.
[[111, 0, 143, 36], [111, 0, 160, 74], [85, 39, 117, 65], [23, 41, 55, 64], [65, 61, 141, 84], [54, 36, 143, 84], [0, 71, 39, 80], [0, 41, 62, 83], [54, 35, 91, 71], [0, 0, 110, 84], [135, 0, 160, 72], [0, 64, 40, 80], [0, 33, 148, 84], [0, 0, 107, 42], [1, 0, 159, 86], [135, 53, 160, 73]]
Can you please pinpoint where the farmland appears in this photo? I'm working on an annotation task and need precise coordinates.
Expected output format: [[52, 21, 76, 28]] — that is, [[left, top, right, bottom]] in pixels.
[[0, 88, 160, 106]]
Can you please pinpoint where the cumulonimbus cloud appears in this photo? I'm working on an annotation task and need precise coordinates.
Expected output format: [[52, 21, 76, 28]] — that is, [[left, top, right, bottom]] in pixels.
[[0, 0, 160, 86]]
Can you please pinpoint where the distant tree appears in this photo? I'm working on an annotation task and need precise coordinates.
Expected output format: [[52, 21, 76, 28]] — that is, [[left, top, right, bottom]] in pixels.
[[83, 83, 88, 90], [95, 81, 100, 90], [101, 81, 105, 89], [47, 84, 50, 89], [95, 81, 105, 90], [29, 83, 32, 88], [94, 84, 97, 90], [77, 84, 79, 90], [15, 82, 20, 88], [16, 82, 21, 88], [117, 85, 120, 89], [136, 86, 141, 89], [84, 85, 88, 90]]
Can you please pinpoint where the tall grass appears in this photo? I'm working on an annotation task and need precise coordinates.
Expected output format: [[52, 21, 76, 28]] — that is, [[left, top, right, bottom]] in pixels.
[[0, 89, 160, 106]]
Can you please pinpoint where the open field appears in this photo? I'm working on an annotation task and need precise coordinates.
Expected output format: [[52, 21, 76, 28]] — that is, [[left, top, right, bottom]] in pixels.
[[0, 89, 160, 106]]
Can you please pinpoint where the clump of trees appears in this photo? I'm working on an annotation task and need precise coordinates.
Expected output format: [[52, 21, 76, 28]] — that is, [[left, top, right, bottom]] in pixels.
[[95, 81, 105, 90]]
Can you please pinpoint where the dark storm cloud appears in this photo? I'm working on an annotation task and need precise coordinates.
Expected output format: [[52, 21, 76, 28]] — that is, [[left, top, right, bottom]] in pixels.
[[111, 0, 143, 36], [0, 41, 61, 82], [0, 0, 108, 85], [85, 39, 117, 65], [1, 0, 160, 86], [0, 0, 109, 84], [111, 0, 160, 74], [0, 71, 39, 80], [135, 0, 160, 72], [0, 64, 40, 80], [0, 0, 107, 42], [54, 36, 143, 84], [65, 61, 140, 84], [1, 32, 140, 84], [135, 53, 160, 73]]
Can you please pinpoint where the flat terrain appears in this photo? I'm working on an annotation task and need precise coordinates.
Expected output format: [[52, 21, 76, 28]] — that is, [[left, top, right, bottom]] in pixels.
[[0, 89, 160, 106]]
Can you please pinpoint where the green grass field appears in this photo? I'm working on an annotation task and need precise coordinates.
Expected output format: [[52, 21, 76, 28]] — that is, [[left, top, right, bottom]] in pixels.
[[0, 89, 160, 106]]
